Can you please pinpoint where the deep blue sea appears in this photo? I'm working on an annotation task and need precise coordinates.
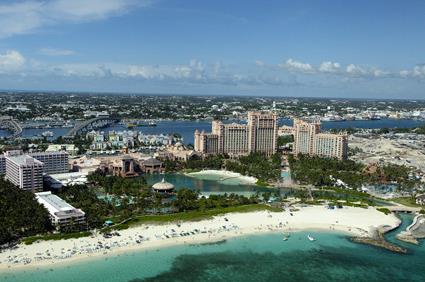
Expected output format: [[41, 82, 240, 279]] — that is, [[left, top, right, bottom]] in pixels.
[[1, 119, 424, 144]]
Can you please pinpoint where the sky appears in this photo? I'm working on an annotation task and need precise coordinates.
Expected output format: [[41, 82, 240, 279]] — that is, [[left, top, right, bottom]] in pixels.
[[0, 0, 424, 99]]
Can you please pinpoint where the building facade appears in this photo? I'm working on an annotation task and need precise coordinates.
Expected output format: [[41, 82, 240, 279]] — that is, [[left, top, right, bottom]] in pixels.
[[5, 154, 44, 192], [0, 154, 5, 174], [292, 119, 348, 160], [194, 111, 278, 156], [247, 111, 278, 154], [1, 150, 69, 191], [31, 151, 69, 174]]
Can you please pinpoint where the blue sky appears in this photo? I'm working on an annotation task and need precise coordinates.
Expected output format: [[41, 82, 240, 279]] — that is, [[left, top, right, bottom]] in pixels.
[[0, 0, 424, 98]]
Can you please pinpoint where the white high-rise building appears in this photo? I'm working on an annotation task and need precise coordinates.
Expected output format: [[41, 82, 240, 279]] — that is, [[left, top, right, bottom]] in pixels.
[[5, 154, 44, 192]]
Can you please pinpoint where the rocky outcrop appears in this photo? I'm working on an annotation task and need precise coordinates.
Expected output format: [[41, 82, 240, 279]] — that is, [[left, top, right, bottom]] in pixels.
[[351, 225, 408, 254]]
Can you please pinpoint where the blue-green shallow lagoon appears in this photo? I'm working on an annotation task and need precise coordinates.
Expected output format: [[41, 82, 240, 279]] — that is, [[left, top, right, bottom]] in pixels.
[[1, 229, 424, 282], [144, 173, 272, 196]]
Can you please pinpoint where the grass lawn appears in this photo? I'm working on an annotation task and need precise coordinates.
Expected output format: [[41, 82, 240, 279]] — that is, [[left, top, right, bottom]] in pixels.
[[22, 231, 92, 245], [391, 197, 421, 207]]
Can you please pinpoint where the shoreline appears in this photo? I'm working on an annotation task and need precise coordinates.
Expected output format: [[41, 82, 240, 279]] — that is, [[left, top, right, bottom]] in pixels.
[[0, 205, 400, 271], [185, 169, 258, 185]]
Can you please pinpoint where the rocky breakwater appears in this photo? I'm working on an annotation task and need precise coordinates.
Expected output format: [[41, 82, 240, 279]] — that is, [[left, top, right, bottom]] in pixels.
[[351, 225, 408, 254]]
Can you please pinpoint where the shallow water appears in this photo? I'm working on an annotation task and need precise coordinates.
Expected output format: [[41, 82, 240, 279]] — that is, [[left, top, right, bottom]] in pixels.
[[144, 173, 272, 197], [1, 228, 424, 282]]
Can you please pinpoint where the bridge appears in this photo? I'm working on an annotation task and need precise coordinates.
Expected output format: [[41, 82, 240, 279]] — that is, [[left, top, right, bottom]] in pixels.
[[386, 205, 420, 213], [64, 116, 120, 139], [0, 116, 23, 140]]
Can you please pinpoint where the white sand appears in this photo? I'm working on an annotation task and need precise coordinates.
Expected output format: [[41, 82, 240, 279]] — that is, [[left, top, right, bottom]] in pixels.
[[187, 169, 258, 184], [0, 205, 400, 270]]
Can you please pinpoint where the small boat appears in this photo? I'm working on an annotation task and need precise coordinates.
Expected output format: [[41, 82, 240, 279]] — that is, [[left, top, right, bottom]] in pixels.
[[282, 232, 290, 241], [41, 130, 53, 137], [307, 234, 316, 241]]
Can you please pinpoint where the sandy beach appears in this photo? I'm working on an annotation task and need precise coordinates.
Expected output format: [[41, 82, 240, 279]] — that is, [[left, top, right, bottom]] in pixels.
[[0, 205, 400, 270], [186, 169, 258, 185]]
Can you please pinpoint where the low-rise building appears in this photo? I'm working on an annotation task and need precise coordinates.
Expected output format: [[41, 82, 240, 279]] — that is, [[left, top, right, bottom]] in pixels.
[[44, 172, 89, 189], [35, 191, 86, 230], [46, 144, 79, 156], [140, 157, 164, 173]]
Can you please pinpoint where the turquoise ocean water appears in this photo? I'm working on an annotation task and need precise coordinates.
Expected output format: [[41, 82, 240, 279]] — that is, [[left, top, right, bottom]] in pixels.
[[1, 214, 424, 282]]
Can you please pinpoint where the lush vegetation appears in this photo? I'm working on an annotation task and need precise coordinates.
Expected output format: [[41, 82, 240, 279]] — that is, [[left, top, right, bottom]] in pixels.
[[0, 179, 53, 246], [288, 154, 419, 190], [22, 231, 91, 245], [377, 208, 391, 215], [277, 135, 294, 147], [163, 153, 282, 183], [225, 153, 281, 182], [88, 172, 148, 195], [56, 184, 112, 229], [285, 186, 376, 207], [391, 197, 421, 207], [174, 189, 260, 212], [288, 154, 365, 188]]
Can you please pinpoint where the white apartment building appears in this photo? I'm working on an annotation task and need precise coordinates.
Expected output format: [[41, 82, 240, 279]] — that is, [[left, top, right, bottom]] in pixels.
[[35, 191, 86, 229], [5, 154, 44, 192]]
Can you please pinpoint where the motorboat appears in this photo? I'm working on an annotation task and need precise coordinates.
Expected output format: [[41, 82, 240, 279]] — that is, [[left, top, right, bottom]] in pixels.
[[307, 234, 316, 241]]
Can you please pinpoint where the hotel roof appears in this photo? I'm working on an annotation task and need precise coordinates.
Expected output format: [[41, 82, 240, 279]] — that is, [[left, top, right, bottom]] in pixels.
[[35, 191, 75, 213], [6, 154, 43, 166]]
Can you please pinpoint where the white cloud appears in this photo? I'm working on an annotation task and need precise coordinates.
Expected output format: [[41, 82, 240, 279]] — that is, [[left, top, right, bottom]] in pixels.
[[0, 0, 151, 38], [399, 65, 425, 79], [279, 58, 398, 79], [0, 50, 26, 72], [39, 48, 75, 56], [282, 58, 314, 73], [255, 60, 265, 66], [319, 61, 340, 73], [345, 64, 367, 76]]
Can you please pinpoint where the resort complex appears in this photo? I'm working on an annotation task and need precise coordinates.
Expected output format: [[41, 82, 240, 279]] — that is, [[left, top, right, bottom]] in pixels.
[[194, 112, 348, 160], [194, 111, 278, 156], [1, 1, 425, 279]]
